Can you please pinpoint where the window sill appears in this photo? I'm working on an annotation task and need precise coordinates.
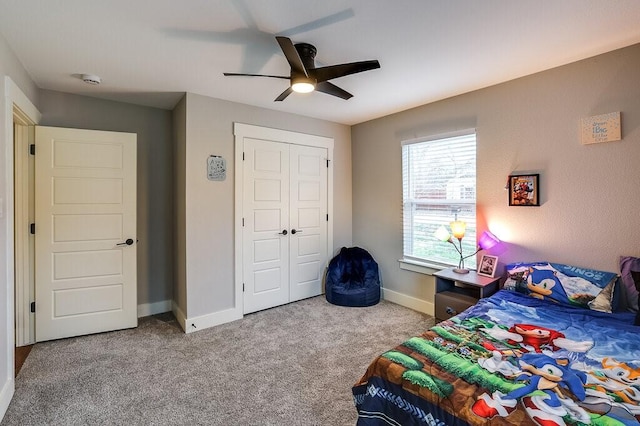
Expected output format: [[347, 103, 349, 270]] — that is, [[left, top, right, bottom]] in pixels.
[[398, 259, 451, 276]]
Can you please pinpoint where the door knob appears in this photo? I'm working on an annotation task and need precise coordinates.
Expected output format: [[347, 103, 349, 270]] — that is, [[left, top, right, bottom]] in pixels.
[[117, 238, 135, 246], [278, 230, 288, 235], [291, 229, 302, 235]]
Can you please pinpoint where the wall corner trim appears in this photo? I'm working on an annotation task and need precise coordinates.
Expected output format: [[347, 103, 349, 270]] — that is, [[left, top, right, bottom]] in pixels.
[[172, 302, 187, 332], [180, 308, 242, 334]]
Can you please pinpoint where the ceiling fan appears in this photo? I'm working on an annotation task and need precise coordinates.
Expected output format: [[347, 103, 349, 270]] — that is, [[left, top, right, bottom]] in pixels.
[[224, 36, 380, 101]]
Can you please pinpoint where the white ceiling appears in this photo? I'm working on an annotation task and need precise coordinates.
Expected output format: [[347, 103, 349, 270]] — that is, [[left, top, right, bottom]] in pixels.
[[2, 0, 640, 125]]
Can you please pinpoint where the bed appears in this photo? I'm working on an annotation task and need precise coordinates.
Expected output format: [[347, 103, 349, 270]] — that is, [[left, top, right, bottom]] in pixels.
[[353, 261, 640, 425]]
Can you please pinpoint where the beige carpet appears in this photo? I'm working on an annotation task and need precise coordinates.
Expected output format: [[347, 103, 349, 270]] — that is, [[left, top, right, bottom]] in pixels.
[[3, 296, 434, 425]]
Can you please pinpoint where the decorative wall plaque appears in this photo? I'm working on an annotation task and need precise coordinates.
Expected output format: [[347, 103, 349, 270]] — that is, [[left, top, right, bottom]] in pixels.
[[581, 112, 621, 145]]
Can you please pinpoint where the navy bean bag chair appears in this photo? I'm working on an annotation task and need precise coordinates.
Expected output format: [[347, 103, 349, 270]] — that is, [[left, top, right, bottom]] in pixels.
[[325, 247, 380, 307]]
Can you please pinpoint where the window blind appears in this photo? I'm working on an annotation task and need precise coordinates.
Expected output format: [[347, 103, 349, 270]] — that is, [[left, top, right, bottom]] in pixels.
[[402, 132, 477, 267]]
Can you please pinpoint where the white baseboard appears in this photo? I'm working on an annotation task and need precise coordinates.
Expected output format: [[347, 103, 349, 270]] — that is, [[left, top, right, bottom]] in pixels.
[[179, 306, 243, 334], [172, 302, 187, 332], [164, 289, 433, 334], [137, 299, 172, 318], [0, 377, 14, 423], [382, 287, 434, 317]]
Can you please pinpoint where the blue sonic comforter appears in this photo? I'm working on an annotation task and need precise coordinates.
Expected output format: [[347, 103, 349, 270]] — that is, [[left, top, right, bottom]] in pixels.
[[353, 290, 640, 425]]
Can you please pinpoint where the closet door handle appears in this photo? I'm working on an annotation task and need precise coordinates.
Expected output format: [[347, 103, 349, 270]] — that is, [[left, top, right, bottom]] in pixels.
[[291, 229, 302, 235], [278, 230, 288, 235]]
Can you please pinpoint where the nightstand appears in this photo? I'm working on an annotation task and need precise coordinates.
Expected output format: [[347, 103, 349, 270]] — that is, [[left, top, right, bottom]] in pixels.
[[434, 268, 500, 322]]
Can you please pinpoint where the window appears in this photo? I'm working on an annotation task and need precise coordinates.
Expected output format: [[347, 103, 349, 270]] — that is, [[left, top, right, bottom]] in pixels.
[[402, 131, 477, 269]]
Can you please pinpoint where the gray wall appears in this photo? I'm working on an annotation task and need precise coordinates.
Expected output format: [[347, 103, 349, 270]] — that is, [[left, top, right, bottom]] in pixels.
[[352, 43, 640, 306], [0, 35, 39, 106], [38, 90, 174, 306], [178, 93, 352, 318]]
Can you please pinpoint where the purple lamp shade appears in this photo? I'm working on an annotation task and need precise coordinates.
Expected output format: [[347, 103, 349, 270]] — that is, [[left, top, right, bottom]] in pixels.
[[478, 230, 500, 250]]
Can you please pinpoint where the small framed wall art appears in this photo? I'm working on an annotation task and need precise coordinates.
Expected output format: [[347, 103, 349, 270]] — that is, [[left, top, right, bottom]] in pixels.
[[477, 254, 498, 278], [509, 174, 539, 206]]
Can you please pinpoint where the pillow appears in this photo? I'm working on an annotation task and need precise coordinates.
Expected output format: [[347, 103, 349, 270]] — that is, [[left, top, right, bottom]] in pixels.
[[503, 261, 619, 312], [619, 256, 640, 314], [633, 271, 640, 326], [588, 279, 616, 313]]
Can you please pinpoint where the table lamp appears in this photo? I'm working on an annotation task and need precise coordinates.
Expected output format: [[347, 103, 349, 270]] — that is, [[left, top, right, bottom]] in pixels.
[[434, 223, 500, 274]]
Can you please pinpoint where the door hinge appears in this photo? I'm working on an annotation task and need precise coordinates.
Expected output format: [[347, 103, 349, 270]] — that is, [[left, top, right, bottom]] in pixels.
[[326, 214, 329, 221], [30, 223, 35, 234], [326, 159, 330, 167], [242, 283, 245, 292], [30, 301, 35, 313], [242, 217, 245, 227], [29, 144, 35, 155], [242, 152, 245, 161]]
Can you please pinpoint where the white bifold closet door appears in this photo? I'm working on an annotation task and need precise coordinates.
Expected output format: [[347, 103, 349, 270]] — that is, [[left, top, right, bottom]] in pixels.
[[242, 138, 328, 314]]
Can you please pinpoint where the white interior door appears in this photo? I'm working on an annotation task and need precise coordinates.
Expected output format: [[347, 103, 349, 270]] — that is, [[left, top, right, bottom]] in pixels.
[[289, 144, 328, 302], [35, 126, 137, 342], [242, 138, 328, 314], [243, 139, 290, 314]]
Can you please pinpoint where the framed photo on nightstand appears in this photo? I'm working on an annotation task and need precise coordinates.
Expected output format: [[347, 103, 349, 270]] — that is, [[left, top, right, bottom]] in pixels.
[[477, 254, 498, 278]]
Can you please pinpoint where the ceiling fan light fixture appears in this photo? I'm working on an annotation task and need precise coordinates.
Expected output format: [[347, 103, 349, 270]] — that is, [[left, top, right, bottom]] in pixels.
[[291, 77, 316, 93], [223, 36, 379, 101]]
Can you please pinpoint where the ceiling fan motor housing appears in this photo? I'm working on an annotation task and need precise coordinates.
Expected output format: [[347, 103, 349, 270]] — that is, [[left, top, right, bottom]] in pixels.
[[294, 43, 317, 70]]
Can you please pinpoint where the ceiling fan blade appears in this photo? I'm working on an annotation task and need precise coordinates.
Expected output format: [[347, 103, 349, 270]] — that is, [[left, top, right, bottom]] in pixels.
[[315, 82, 353, 100], [223, 72, 289, 79], [275, 87, 293, 102], [312, 60, 380, 83], [275, 36, 308, 77]]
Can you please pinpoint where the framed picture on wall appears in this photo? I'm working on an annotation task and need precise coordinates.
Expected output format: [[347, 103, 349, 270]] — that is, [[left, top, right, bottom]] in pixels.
[[477, 254, 498, 278], [509, 174, 539, 206]]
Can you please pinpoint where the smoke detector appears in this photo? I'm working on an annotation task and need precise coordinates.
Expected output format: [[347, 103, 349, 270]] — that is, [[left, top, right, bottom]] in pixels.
[[81, 74, 101, 85]]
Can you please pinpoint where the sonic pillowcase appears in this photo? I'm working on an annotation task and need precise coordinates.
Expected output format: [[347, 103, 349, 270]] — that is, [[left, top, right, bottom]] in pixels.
[[503, 262, 618, 312]]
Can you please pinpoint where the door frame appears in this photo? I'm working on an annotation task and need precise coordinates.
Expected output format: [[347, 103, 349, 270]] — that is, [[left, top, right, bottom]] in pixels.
[[2, 76, 41, 418], [233, 123, 334, 317], [13, 117, 35, 347]]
